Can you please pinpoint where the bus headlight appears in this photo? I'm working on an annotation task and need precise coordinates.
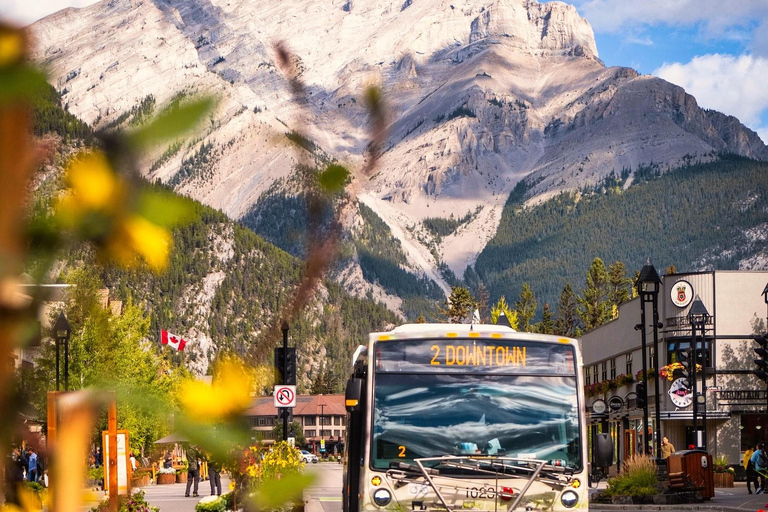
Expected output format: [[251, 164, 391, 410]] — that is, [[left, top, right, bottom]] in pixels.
[[373, 489, 392, 507], [560, 490, 579, 508]]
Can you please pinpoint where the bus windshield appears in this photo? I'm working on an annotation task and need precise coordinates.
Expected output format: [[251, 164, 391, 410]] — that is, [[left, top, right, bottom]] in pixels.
[[372, 345, 582, 471]]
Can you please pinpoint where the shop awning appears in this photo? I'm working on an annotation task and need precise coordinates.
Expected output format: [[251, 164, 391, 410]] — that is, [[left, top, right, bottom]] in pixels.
[[154, 432, 190, 444]]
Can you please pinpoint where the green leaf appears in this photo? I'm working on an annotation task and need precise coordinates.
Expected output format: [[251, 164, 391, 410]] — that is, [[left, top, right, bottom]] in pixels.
[[137, 188, 197, 228], [0, 66, 49, 105], [318, 164, 349, 194], [127, 96, 215, 149], [250, 473, 316, 510]]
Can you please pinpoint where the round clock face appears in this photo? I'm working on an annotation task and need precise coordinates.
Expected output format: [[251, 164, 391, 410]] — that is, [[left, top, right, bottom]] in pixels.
[[668, 378, 692, 408]]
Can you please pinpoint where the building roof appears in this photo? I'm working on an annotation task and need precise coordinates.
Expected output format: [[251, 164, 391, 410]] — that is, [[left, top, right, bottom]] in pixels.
[[244, 394, 344, 417]]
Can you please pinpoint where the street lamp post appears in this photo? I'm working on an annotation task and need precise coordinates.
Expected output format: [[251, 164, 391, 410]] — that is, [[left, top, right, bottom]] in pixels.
[[320, 403, 326, 456], [638, 260, 662, 458], [688, 295, 710, 450], [53, 312, 71, 392]]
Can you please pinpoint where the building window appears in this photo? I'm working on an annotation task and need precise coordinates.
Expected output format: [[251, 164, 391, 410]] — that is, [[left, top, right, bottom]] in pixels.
[[601, 362, 607, 381], [585, 366, 591, 385], [593, 365, 598, 382], [333, 430, 340, 437], [625, 353, 633, 375], [305, 417, 316, 426], [334, 416, 341, 426], [305, 430, 316, 437], [258, 418, 266, 426], [610, 358, 616, 380], [667, 339, 711, 368], [321, 429, 332, 437]]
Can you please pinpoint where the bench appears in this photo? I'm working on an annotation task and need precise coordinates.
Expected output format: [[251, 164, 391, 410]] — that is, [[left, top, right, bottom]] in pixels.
[[666, 472, 704, 503]]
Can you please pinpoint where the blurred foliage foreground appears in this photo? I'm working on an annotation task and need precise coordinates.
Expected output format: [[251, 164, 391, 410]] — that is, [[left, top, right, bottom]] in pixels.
[[0, 24, 321, 512]]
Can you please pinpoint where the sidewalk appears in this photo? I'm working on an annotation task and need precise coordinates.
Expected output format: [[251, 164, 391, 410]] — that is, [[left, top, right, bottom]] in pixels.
[[591, 482, 768, 511]]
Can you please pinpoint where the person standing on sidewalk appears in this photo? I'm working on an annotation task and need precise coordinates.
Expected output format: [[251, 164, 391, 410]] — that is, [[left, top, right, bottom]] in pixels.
[[745, 446, 758, 494], [207, 454, 222, 496], [184, 445, 200, 497], [751, 443, 767, 494], [661, 437, 675, 459], [26, 447, 38, 483]]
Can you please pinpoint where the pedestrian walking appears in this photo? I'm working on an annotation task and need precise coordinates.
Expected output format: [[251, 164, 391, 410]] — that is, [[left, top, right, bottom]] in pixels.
[[751, 442, 767, 494], [184, 445, 200, 497], [26, 447, 38, 483], [95, 446, 103, 467], [745, 446, 758, 494]]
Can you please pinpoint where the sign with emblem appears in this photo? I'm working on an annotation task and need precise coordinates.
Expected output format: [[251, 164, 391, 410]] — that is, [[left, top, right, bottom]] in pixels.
[[591, 399, 607, 415], [608, 395, 624, 411], [671, 280, 693, 308], [668, 378, 692, 408]]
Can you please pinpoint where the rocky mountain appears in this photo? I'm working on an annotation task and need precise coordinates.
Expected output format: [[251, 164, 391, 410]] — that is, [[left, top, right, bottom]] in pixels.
[[30, 0, 768, 310]]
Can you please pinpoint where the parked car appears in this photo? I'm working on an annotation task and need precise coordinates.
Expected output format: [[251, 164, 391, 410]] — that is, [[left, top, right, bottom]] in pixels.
[[300, 450, 318, 463]]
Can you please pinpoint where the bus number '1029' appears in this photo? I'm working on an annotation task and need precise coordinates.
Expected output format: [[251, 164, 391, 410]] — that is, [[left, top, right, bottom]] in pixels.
[[465, 487, 496, 499]]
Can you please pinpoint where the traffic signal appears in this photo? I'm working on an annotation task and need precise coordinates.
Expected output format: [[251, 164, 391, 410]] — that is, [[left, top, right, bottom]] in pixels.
[[754, 335, 768, 383], [677, 349, 691, 387], [635, 382, 646, 408], [275, 347, 297, 385]]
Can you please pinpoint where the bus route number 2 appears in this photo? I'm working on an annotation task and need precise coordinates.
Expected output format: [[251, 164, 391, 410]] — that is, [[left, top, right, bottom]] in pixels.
[[398, 445, 406, 458]]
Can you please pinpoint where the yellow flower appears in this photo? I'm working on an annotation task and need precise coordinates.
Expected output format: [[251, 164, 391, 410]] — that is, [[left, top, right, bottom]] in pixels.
[[123, 216, 172, 271], [0, 29, 24, 68], [64, 151, 121, 212], [179, 358, 261, 421]]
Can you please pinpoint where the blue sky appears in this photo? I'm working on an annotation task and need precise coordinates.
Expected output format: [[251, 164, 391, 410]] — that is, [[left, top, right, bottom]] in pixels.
[[3, 0, 768, 142]]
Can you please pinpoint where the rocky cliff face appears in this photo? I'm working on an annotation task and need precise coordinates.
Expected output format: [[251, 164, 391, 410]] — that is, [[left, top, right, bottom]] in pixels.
[[30, 0, 768, 298]]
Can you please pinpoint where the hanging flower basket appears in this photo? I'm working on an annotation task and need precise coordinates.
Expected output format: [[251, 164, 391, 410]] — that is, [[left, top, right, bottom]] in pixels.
[[659, 363, 701, 382]]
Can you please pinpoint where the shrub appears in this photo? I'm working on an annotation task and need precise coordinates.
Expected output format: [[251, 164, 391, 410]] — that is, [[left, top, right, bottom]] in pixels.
[[196, 495, 226, 512], [615, 374, 634, 386], [713, 454, 735, 474], [90, 489, 158, 512], [157, 466, 176, 474], [603, 455, 659, 497]]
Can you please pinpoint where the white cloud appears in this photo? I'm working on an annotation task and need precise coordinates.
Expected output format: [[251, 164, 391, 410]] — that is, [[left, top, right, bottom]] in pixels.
[[654, 54, 768, 142], [572, 0, 768, 33], [0, 0, 99, 26]]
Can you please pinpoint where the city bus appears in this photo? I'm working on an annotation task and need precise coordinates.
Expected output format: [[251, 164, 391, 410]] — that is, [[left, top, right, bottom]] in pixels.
[[343, 323, 601, 512]]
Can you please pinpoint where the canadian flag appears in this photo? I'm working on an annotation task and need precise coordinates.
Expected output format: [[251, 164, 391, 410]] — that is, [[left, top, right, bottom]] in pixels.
[[160, 330, 187, 351]]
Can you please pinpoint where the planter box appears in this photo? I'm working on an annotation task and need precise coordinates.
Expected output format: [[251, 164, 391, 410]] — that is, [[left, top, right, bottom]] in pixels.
[[157, 473, 176, 485], [132, 475, 151, 488], [177, 472, 188, 484], [714, 472, 734, 488]]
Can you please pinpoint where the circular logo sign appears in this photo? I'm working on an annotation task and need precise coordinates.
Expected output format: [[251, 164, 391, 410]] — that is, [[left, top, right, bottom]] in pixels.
[[592, 399, 607, 414], [671, 280, 693, 308], [668, 378, 692, 408], [608, 396, 624, 411]]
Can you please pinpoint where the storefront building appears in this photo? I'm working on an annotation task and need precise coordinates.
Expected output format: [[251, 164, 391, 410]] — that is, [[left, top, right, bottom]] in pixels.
[[581, 270, 768, 476]]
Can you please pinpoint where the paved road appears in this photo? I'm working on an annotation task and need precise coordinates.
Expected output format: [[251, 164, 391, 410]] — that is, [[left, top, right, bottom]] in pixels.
[[304, 462, 342, 512]]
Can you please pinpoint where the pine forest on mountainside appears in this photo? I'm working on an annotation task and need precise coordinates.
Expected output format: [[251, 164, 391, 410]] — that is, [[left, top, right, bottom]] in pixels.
[[473, 155, 768, 313], [30, 83, 400, 394]]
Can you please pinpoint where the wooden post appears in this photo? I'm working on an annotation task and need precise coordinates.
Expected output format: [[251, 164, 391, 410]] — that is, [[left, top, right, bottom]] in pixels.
[[108, 393, 118, 512]]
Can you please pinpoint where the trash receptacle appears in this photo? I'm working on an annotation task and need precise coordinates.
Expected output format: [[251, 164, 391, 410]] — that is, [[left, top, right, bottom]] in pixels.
[[667, 450, 714, 499]]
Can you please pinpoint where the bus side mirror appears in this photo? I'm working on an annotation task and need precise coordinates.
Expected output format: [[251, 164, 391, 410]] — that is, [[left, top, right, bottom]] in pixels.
[[594, 433, 613, 468], [345, 377, 363, 412]]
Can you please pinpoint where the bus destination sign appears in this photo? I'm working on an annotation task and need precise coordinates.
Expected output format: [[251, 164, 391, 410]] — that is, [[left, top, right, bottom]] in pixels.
[[375, 338, 575, 375]]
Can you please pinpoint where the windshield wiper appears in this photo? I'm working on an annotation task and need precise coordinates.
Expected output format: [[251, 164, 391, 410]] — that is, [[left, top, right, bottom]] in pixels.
[[412, 456, 568, 512]]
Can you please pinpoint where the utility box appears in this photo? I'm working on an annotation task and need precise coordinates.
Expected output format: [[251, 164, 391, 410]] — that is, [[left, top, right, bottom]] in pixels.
[[667, 450, 714, 499]]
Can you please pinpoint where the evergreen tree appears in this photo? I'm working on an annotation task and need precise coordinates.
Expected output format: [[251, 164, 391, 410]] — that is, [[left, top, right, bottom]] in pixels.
[[608, 261, 632, 309], [476, 283, 490, 324], [438, 286, 477, 323], [555, 284, 581, 338], [514, 283, 537, 332], [272, 420, 307, 448], [490, 296, 518, 329], [534, 303, 555, 334], [579, 258, 612, 331]]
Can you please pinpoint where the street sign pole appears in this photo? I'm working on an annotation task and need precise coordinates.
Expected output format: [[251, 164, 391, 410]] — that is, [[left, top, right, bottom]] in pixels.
[[281, 321, 289, 442]]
